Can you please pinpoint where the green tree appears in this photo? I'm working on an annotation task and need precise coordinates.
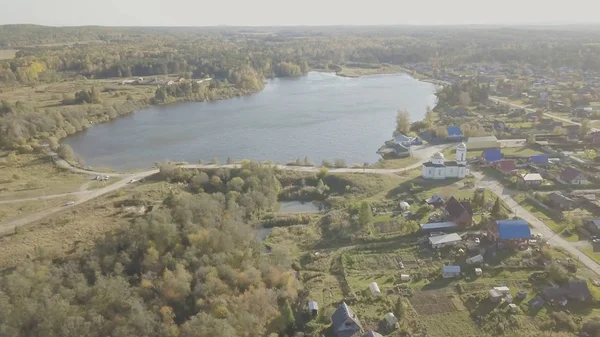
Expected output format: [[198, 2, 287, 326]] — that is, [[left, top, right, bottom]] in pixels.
[[57, 144, 74, 161], [90, 86, 102, 103], [358, 201, 373, 228], [436, 125, 449, 139], [395, 109, 410, 135], [581, 119, 592, 137], [491, 197, 502, 218]]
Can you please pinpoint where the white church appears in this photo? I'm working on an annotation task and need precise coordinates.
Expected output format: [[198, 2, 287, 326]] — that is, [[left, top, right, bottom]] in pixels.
[[422, 142, 468, 179]]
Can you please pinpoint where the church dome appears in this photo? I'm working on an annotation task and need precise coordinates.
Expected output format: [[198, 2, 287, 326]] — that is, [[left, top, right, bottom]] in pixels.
[[432, 152, 444, 160], [457, 142, 466, 149]]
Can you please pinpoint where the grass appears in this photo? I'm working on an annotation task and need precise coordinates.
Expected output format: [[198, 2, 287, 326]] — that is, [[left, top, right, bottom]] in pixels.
[[336, 63, 402, 78], [418, 311, 479, 337], [0, 153, 89, 200], [513, 194, 580, 242], [0, 179, 168, 269], [373, 157, 420, 169], [502, 147, 544, 156], [0, 197, 71, 223], [0, 49, 17, 60], [581, 247, 600, 265]]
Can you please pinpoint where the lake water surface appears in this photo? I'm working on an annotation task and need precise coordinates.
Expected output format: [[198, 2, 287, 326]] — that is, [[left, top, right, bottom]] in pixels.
[[63, 72, 437, 170]]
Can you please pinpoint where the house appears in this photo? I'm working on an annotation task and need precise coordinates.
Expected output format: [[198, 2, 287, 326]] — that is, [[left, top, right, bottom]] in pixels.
[[493, 160, 517, 175], [559, 167, 588, 185], [308, 301, 319, 317], [400, 274, 410, 281], [517, 173, 543, 186], [567, 279, 592, 302], [429, 233, 462, 249], [362, 332, 383, 337], [489, 289, 503, 303], [475, 268, 483, 276], [447, 126, 464, 141], [528, 296, 545, 309], [488, 219, 532, 246], [494, 286, 511, 295], [425, 194, 445, 206], [393, 134, 415, 147], [583, 218, 600, 237], [442, 265, 461, 278], [541, 286, 569, 306], [331, 302, 363, 337], [481, 149, 503, 164], [422, 143, 468, 180], [467, 135, 500, 150], [548, 192, 575, 210], [525, 112, 540, 122], [369, 282, 381, 296], [508, 303, 519, 313], [564, 124, 581, 136], [529, 155, 549, 166], [445, 196, 474, 227]]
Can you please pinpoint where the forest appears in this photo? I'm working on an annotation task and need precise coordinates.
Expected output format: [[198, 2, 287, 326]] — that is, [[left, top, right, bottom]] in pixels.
[[3, 25, 600, 149], [0, 162, 302, 337]]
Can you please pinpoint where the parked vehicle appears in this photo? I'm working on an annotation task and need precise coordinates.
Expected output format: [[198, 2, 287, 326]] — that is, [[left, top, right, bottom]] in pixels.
[[62, 201, 75, 206]]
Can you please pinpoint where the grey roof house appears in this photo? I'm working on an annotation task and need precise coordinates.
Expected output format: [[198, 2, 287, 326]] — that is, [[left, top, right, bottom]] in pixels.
[[331, 302, 363, 337]]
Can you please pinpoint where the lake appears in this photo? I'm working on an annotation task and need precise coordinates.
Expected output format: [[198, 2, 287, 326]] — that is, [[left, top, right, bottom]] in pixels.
[[63, 72, 437, 170]]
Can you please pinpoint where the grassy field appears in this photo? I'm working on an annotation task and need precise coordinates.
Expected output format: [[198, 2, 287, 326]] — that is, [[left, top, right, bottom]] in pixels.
[[336, 64, 403, 78], [513, 194, 580, 242], [0, 197, 72, 224], [502, 147, 544, 156], [0, 49, 17, 60], [373, 157, 420, 169], [0, 153, 89, 200], [0, 179, 167, 269]]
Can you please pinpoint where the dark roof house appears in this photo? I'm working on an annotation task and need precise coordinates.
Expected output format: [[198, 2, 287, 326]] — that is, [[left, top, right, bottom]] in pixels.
[[481, 149, 503, 163], [331, 302, 363, 337], [445, 196, 473, 227], [560, 167, 587, 184], [568, 279, 592, 302], [548, 192, 575, 210]]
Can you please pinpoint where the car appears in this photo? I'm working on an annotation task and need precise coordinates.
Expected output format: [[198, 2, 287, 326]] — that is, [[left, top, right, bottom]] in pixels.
[[103, 175, 110, 180], [62, 201, 75, 206], [128, 179, 137, 184], [398, 261, 405, 269], [95, 175, 100, 180], [474, 237, 480, 244]]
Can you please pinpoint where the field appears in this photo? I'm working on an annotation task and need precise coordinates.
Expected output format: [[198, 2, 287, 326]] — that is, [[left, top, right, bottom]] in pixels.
[[0, 197, 71, 224], [0, 153, 89, 200], [373, 157, 420, 169], [336, 63, 403, 78], [0, 49, 17, 60], [501, 147, 544, 156]]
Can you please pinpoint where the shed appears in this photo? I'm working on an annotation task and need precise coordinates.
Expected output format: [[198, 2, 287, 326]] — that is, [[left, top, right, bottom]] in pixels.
[[384, 312, 397, 328], [508, 303, 518, 313], [399, 201, 410, 211], [466, 254, 484, 264], [494, 286, 511, 295], [474, 268, 483, 276], [442, 265, 461, 278], [528, 296, 545, 309], [489, 289, 503, 302], [308, 301, 319, 317], [400, 274, 410, 282], [369, 282, 381, 296], [429, 233, 462, 249]]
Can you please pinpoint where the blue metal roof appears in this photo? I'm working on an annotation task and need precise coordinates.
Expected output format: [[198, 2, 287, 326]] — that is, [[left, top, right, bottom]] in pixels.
[[530, 155, 549, 163], [496, 220, 531, 240], [447, 126, 463, 136], [482, 149, 503, 163], [442, 265, 461, 273]]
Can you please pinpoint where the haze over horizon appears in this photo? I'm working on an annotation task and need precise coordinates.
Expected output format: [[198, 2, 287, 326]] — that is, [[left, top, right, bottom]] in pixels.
[[1, 0, 600, 27]]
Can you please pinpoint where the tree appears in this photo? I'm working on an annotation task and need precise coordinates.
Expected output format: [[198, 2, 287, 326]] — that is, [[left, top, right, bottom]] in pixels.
[[47, 136, 60, 151], [547, 262, 569, 284], [395, 110, 410, 135], [358, 201, 372, 229], [226, 157, 234, 165], [436, 125, 448, 139], [317, 166, 328, 179], [491, 197, 502, 218], [527, 134, 536, 144], [581, 119, 592, 137], [90, 86, 102, 103], [57, 144, 74, 161], [425, 106, 435, 125], [459, 91, 472, 106]]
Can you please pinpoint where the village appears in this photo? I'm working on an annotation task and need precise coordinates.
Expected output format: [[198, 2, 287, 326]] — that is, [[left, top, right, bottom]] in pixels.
[[263, 63, 600, 337]]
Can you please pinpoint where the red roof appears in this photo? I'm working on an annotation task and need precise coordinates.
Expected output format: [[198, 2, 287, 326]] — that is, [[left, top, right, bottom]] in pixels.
[[494, 160, 516, 173]]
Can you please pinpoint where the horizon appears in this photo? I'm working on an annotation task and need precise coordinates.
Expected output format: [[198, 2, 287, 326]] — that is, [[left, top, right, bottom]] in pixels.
[[1, 0, 599, 27]]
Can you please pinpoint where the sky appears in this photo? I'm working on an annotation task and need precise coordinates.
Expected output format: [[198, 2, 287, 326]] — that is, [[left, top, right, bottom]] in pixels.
[[1, 0, 600, 26]]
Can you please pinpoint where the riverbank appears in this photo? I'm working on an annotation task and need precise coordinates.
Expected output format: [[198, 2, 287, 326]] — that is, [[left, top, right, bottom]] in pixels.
[[334, 64, 404, 78]]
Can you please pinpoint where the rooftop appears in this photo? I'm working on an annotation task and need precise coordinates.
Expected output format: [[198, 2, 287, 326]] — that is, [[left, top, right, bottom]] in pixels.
[[447, 126, 463, 136], [482, 149, 503, 163], [442, 265, 461, 273], [420, 221, 457, 231], [495, 219, 532, 240], [429, 233, 462, 246], [520, 173, 543, 181]]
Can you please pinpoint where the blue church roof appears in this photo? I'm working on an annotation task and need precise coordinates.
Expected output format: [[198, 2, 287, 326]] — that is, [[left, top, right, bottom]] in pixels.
[[482, 149, 502, 163], [495, 220, 531, 240]]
